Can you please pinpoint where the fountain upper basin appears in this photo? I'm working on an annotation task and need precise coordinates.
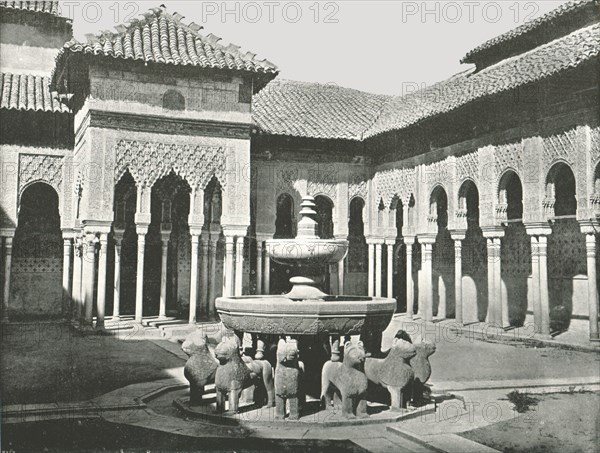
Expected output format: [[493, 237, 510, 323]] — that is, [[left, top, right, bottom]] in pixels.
[[215, 295, 396, 336], [266, 239, 348, 266]]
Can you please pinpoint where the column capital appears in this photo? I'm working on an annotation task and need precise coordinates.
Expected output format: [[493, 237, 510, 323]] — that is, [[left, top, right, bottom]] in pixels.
[[579, 219, 600, 235], [481, 227, 505, 239], [61, 229, 77, 240], [403, 236, 416, 245], [222, 225, 249, 237], [136, 224, 149, 236], [366, 237, 385, 245], [190, 226, 203, 237], [525, 222, 552, 237], [82, 220, 112, 235], [418, 234, 437, 245], [450, 230, 467, 242], [0, 228, 16, 238]]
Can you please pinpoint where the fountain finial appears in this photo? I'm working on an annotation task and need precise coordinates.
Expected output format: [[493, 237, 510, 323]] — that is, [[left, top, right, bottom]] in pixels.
[[297, 196, 318, 239]]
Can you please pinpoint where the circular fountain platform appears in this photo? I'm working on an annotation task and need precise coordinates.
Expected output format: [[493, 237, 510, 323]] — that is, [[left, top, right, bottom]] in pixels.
[[215, 295, 396, 336]]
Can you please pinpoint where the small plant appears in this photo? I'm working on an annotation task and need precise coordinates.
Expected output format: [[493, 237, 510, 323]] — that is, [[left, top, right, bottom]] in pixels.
[[507, 390, 538, 413]]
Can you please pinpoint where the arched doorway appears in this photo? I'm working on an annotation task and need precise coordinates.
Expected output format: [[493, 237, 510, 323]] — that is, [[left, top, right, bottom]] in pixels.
[[11, 182, 63, 319], [546, 163, 585, 332], [498, 170, 529, 326], [458, 180, 487, 322], [347, 197, 368, 295]]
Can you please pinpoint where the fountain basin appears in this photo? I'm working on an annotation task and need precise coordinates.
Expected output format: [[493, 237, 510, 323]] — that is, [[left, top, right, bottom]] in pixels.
[[215, 295, 396, 336], [266, 239, 348, 266]]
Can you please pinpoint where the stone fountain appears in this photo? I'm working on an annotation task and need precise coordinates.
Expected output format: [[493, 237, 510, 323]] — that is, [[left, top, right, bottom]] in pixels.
[[171, 196, 426, 424]]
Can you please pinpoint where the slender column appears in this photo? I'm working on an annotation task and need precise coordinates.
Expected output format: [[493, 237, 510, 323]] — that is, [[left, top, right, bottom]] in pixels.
[[338, 256, 345, 295], [452, 235, 464, 325], [256, 241, 263, 295], [329, 263, 339, 294], [235, 236, 244, 296], [2, 235, 14, 322], [199, 234, 209, 317], [494, 238, 507, 328], [135, 226, 148, 324], [72, 237, 83, 321], [375, 243, 383, 298], [263, 246, 271, 294], [224, 236, 235, 297], [112, 234, 123, 321], [530, 236, 541, 333], [189, 234, 200, 324], [158, 233, 170, 319], [208, 233, 219, 316], [367, 242, 375, 297], [62, 236, 72, 315], [538, 235, 550, 336], [82, 233, 97, 325], [406, 238, 414, 319], [585, 233, 599, 340], [96, 233, 108, 329], [486, 238, 496, 324], [387, 243, 394, 299], [422, 242, 433, 322]]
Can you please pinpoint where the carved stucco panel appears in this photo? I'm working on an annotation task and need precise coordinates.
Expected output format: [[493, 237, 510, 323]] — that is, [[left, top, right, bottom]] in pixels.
[[18, 154, 63, 195], [374, 167, 416, 208]]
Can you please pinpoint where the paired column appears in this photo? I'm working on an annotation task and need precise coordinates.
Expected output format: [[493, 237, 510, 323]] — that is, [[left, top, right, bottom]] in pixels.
[[72, 235, 83, 322], [338, 256, 345, 295], [527, 227, 551, 336], [405, 237, 415, 319], [135, 224, 148, 324], [263, 243, 271, 294], [451, 232, 466, 325], [96, 233, 108, 329], [207, 231, 220, 316], [367, 242, 375, 297], [112, 232, 124, 321], [159, 231, 170, 319], [224, 236, 235, 297], [82, 232, 97, 326], [484, 233, 507, 328], [1, 232, 15, 322], [199, 235, 210, 317], [189, 232, 200, 324], [582, 228, 599, 340], [386, 242, 394, 299]]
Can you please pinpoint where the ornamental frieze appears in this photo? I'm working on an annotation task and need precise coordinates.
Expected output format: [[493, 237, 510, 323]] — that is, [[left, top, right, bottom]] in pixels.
[[18, 154, 63, 195], [590, 126, 600, 166], [115, 140, 226, 190], [494, 142, 522, 176], [374, 168, 416, 208], [542, 128, 578, 169], [456, 151, 480, 185]]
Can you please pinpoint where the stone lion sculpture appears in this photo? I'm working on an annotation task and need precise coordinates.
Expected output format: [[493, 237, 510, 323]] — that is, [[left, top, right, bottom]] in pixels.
[[409, 339, 436, 405], [274, 338, 304, 420], [214, 335, 275, 413], [182, 333, 219, 406], [365, 337, 416, 411], [321, 340, 369, 419]]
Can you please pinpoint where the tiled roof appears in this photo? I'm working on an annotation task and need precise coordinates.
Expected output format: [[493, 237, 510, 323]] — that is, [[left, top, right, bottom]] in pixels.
[[461, 0, 598, 64], [0, 73, 69, 113], [56, 7, 277, 76], [0, 1, 61, 16], [253, 23, 600, 141], [252, 80, 390, 140], [365, 23, 600, 138]]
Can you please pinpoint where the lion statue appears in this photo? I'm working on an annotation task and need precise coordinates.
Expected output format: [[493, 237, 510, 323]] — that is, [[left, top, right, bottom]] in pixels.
[[182, 333, 219, 406], [409, 339, 436, 405], [365, 337, 416, 411], [321, 340, 369, 419], [274, 338, 304, 420], [214, 335, 275, 413]]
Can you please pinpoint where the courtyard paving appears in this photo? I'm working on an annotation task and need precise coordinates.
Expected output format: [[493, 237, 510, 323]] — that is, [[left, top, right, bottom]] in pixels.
[[2, 317, 599, 452]]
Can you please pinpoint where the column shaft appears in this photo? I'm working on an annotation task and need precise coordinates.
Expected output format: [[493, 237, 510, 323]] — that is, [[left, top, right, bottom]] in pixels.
[[82, 236, 96, 325], [256, 242, 263, 295], [530, 236, 541, 334], [224, 236, 235, 297], [263, 250, 271, 294], [96, 233, 108, 329], [538, 235, 550, 336], [235, 237, 244, 296], [338, 257, 345, 295], [387, 244, 394, 299], [199, 236, 209, 317], [495, 238, 506, 327], [585, 234, 599, 340], [454, 240, 463, 325], [72, 240, 83, 321], [189, 235, 199, 324], [62, 237, 72, 315], [159, 238, 169, 319], [406, 241, 414, 319], [135, 232, 146, 323], [423, 243, 433, 322], [486, 238, 495, 324], [2, 237, 14, 321], [208, 236, 219, 316], [367, 242, 374, 297], [375, 244, 382, 298], [112, 238, 122, 320]]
